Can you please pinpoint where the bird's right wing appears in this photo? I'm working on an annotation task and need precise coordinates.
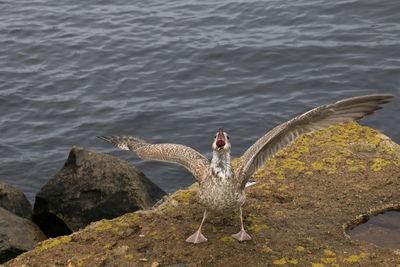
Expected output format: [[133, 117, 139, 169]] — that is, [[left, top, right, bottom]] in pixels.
[[98, 136, 210, 182], [235, 94, 393, 187]]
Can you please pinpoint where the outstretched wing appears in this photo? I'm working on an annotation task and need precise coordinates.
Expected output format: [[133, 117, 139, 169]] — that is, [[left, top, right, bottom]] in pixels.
[[235, 94, 393, 186], [98, 136, 210, 181]]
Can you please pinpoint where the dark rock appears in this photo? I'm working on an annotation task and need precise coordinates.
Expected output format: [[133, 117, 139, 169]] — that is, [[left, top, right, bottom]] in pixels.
[[33, 146, 165, 237], [0, 207, 46, 263], [0, 182, 32, 220]]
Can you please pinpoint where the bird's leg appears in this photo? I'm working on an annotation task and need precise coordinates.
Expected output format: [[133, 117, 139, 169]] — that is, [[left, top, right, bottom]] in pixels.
[[186, 209, 208, 244], [232, 207, 252, 242]]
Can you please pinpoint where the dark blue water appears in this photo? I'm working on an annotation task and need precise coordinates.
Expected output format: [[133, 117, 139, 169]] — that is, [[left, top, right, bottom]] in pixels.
[[1, 0, 400, 202]]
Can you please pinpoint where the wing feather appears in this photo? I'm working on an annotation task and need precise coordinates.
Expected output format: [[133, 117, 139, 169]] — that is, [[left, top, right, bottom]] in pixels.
[[98, 136, 210, 181], [235, 94, 393, 186]]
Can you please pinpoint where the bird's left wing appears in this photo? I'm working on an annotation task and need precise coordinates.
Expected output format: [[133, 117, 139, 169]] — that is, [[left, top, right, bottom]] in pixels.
[[98, 136, 210, 182], [235, 94, 393, 187]]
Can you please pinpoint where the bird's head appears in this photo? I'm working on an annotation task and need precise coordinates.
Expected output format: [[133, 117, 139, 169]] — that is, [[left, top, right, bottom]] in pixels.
[[212, 128, 231, 152]]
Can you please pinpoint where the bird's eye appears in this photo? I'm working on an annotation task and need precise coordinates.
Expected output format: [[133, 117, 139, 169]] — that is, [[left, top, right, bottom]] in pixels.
[[227, 135, 230, 140], [214, 135, 217, 138]]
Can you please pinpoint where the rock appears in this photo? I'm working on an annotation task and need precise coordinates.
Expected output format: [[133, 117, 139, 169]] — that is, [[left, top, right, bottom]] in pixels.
[[33, 146, 165, 237], [8, 123, 400, 267], [0, 207, 46, 264], [0, 183, 32, 220]]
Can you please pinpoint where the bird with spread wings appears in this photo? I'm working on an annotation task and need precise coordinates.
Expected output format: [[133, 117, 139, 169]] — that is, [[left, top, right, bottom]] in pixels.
[[99, 94, 392, 244]]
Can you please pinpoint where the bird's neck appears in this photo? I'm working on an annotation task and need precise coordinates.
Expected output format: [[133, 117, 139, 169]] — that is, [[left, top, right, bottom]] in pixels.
[[211, 150, 233, 180]]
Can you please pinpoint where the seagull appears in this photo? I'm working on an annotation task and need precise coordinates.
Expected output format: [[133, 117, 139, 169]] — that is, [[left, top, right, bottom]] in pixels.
[[98, 94, 392, 244]]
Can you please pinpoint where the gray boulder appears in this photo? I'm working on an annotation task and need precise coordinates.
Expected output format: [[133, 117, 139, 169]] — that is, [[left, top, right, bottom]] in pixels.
[[0, 182, 32, 220], [33, 146, 165, 237], [0, 207, 46, 264]]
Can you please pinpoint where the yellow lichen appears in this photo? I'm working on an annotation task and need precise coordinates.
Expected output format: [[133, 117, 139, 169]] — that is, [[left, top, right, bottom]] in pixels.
[[360, 252, 369, 258], [175, 191, 192, 205], [321, 257, 336, 264], [150, 231, 161, 240], [295, 246, 305, 251], [296, 145, 309, 154], [253, 169, 265, 178], [311, 157, 338, 174], [189, 224, 199, 230], [103, 243, 111, 249], [167, 207, 175, 212], [278, 185, 289, 191], [343, 255, 360, 262], [311, 264, 325, 267], [36, 235, 73, 253], [60, 236, 72, 243], [324, 249, 336, 256], [128, 214, 140, 222], [116, 221, 129, 227], [287, 258, 298, 264], [77, 255, 91, 266], [95, 222, 112, 231], [281, 158, 305, 172], [311, 161, 324, 171], [220, 236, 235, 242], [169, 233, 179, 240], [248, 224, 268, 232], [37, 238, 61, 253], [177, 191, 191, 199], [370, 158, 391, 171], [249, 203, 265, 209], [273, 258, 287, 265], [246, 215, 262, 223], [275, 211, 283, 215], [262, 247, 272, 253], [124, 254, 133, 260], [257, 183, 267, 189], [273, 257, 297, 265]]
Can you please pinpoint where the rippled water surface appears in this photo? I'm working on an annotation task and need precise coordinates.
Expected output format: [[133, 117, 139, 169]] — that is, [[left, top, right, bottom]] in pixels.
[[1, 0, 400, 202]]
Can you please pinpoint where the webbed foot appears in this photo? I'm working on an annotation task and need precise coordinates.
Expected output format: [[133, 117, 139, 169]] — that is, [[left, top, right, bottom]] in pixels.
[[232, 229, 252, 242], [186, 209, 208, 244], [186, 230, 208, 244]]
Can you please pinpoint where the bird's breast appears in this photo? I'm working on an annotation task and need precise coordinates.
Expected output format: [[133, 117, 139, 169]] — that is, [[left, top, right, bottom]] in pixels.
[[198, 173, 245, 211]]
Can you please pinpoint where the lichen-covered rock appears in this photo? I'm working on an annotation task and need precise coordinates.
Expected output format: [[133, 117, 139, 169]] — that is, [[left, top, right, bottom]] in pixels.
[[33, 146, 165, 237], [0, 182, 32, 220], [0, 207, 46, 264], [5, 123, 400, 266]]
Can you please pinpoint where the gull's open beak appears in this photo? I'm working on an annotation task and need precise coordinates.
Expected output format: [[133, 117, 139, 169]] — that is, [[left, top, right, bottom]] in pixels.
[[216, 128, 225, 149]]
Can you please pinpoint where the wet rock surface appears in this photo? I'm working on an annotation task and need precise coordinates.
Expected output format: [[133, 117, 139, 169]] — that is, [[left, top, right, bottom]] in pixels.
[[0, 207, 46, 264], [5, 123, 400, 266], [0, 182, 32, 220], [33, 146, 165, 237]]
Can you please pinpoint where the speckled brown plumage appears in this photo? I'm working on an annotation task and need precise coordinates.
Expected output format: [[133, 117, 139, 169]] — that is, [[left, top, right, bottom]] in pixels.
[[98, 94, 393, 244]]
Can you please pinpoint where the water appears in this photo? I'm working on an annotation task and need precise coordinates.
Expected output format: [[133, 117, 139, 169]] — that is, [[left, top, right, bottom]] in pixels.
[[349, 211, 400, 249], [1, 0, 400, 203]]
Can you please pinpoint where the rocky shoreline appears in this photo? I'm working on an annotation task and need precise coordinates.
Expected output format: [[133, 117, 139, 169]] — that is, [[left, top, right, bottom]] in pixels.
[[2, 122, 400, 266], [0, 146, 165, 264]]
